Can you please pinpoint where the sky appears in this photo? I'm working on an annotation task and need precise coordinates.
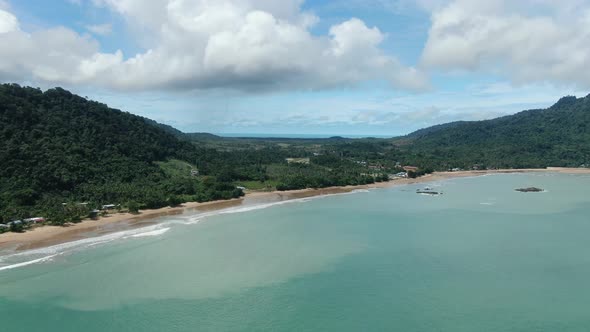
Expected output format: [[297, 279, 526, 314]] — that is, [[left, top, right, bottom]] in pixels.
[[0, 0, 589, 136]]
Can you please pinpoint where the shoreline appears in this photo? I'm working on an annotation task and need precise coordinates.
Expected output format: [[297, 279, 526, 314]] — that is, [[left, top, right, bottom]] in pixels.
[[1, 167, 589, 253]]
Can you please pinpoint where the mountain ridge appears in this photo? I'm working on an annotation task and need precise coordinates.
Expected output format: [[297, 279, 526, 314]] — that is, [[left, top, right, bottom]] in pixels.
[[400, 94, 590, 168], [2, 84, 589, 226], [0, 84, 242, 225]]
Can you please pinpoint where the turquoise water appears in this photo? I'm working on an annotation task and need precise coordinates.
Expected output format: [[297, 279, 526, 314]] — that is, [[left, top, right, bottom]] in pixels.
[[1, 173, 590, 331]]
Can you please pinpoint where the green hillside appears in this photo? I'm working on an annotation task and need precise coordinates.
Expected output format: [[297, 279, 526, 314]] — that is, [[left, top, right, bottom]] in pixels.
[[400, 95, 590, 169], [2, 84, 589, 229], [0, 84, 242, 225]]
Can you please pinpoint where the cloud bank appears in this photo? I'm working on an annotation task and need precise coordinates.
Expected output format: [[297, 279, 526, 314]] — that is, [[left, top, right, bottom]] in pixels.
[[0, 0, 427, 92], [421, 0, 590, 88], [2, 0, 589, 95]]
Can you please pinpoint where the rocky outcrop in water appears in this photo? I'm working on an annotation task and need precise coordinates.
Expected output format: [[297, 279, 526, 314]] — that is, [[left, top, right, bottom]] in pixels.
[[515, 187, 544, 193]]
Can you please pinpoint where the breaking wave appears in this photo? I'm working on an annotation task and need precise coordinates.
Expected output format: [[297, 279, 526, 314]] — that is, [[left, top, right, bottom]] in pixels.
[[130, 227, 171, 238], [0, 224, 172, 272], [0, 254, 59, 272]]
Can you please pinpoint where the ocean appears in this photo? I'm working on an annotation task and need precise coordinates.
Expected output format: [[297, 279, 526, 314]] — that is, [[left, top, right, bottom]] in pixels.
[[1, 173, 590, 331]]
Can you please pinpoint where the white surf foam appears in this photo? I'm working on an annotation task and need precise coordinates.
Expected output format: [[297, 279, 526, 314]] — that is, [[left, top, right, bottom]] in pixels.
[[183, 219, 201, 225], [0, 224, 168, 262], [130, 227, 170, 238], [179, 198, 313, 224], [0, 254, 59, 272], [0, 188, 372, 271], [179, 189, 371, 225], [0, 198, 321, 270], [419, 193, 441, 197]]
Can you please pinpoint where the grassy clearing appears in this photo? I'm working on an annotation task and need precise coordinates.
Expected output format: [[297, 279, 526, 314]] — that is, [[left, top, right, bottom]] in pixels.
[[235, 180, 280, 191], [156, 159, 197, 179]]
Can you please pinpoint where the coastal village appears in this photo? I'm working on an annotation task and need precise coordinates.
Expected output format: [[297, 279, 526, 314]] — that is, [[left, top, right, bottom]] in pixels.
[[0, 217, 45, 232], [0, 204, 121, 233], [0, 161, 424, 234], [3, 158, 579, 236], [0, 158, 535, 235]]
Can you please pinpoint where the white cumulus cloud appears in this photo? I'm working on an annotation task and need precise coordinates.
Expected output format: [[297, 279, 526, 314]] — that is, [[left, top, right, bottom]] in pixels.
[[421, 0, 590, 88], [86, 23, 113, 35], [0, 0, 428, 92], [0, 8, 18, 33]]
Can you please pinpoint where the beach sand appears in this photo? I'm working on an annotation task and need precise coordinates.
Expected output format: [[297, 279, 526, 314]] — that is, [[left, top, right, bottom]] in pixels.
[[1, 168, 589, 252]]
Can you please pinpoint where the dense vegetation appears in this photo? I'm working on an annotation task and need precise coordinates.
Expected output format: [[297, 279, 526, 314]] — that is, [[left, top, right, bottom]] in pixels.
[[1, 84, 589, 232], [0, 84, 244, 227], [400, 95, 590, 169], [0, 85, 391, 229]]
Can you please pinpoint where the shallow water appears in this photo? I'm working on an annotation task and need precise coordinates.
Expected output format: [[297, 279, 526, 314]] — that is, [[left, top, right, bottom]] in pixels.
[[1, 173, 590, 331]]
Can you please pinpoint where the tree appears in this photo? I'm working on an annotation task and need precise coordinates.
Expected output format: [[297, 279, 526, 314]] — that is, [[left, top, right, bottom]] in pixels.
[[127, 201, 140, 214], [168, 195, 183, 207], [10, 222, 24, 233]]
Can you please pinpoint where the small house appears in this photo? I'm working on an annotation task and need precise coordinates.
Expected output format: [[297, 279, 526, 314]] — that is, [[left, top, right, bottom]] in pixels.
[[0, 224, 8, 230], [236, 186, 246, 190], [102, 204, 117, 210], [23, 217, 45, 224], [89, 210, 100, 220], [191, 169, 200, 176], [403, 166, 419, 172], [392, 172, 408, 178]]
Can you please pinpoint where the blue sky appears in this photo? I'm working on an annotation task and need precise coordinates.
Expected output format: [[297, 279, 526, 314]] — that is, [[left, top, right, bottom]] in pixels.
[[1, 0, 588, 136]]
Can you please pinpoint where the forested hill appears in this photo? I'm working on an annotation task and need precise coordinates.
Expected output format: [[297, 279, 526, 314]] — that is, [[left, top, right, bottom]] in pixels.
[[142, 117, 187, 138], [2, 84, 589, 228], [401, 95, 590, 169], [0, 84, 242, 225], [404, 121, 466, 139]]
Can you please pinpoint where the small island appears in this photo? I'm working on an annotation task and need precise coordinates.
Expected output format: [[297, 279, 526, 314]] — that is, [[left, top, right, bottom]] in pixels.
[[417, 187, 443, 195], [515, 187, 545, 193]]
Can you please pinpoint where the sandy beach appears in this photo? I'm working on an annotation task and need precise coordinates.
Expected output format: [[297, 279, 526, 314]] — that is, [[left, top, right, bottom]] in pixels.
[[1, 167, 589, 252]]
